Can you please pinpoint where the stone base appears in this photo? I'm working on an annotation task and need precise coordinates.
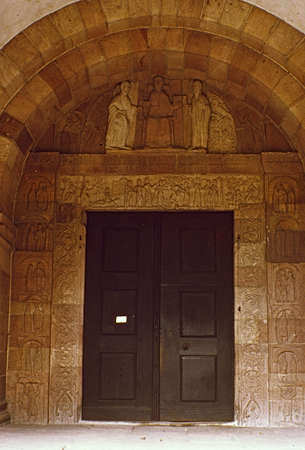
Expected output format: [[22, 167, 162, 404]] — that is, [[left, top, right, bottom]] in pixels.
[[0, 403, 10, 425]]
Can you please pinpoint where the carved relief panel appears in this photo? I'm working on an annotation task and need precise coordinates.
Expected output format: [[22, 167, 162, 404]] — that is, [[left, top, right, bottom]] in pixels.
[[267, 177, 302, 263], [57, 174, 263, 212]]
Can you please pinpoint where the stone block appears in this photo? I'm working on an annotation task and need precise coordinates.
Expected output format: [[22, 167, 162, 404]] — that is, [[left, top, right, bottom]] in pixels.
[[242, 7, 278, 44], [6, 93, 37, 123], [253, 57, 285, 90], [3, 32, 42, 74], [265, 93, 287, 126], [0, 53, 24, 97], [76, 0, 107, 38], [200, 0, 225, 21], [149, 50, 167, 75], [50, 5, 86, 41], [78, 40, 105, 68], [87, 61, 110, 90], [273, 74, 304, 108], [231, 44, 261, 74], [24, 16, 65, 64], [185, 30, 213, 56], [129, 29, 149, 53], [266, 20, 304, 58], [167, 29, 185, 52], [100, 32, 130, 59]]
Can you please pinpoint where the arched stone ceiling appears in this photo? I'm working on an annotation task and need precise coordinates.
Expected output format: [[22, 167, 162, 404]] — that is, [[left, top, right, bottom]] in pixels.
[[1, 0, 305, 47], [0, 0, 305, 165]]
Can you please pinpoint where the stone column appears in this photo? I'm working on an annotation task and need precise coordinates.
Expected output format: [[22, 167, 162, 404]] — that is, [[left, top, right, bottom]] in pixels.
[[0, 214, 16, 424]]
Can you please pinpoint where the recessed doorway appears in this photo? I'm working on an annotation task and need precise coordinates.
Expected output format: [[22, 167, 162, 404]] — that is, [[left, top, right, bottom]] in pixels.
[[82, 212, 234, 421]]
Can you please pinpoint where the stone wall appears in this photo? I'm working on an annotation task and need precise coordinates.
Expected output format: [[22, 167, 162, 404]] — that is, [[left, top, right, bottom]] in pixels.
[[6, 150, 305, 426]]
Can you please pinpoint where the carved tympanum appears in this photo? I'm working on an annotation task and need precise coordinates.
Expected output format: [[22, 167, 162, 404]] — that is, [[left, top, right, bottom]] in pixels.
[[104, 77, 236, 152]]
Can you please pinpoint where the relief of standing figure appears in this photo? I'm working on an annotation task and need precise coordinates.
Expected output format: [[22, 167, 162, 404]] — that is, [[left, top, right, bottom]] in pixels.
[[105, 81, 137, 150], [188, 80, 211, 150]]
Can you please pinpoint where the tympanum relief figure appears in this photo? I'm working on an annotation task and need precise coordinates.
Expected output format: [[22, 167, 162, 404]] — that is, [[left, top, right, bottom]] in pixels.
[[185, 80, 211, 151], [141, 76, 182, 148], [105, 81, 137, 150], [104, 77, 237, 152]]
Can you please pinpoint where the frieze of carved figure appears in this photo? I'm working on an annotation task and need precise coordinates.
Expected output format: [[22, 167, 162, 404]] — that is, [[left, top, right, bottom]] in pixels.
[[272, 385, 303, 425], [23, 301, 44, 336], [207, 93, 237, 153], [269, 177, 298, 216], [23, 382, 40, 420], [58, 112, 84, 153], [105, 81, 138, 150], [25, 223, 50, 252], [25, 262, 46, 294], [237, 112, 264, 152], [140, 76, 182, 148], [16, 175, 54, 223], [27, 181, 49, 213], [243, 399, 261, 426], [22, 340, 43, 375], [184, 80, 211, 151], [274, 219, 298, 259], [269, 264, 299, 305], [277, 351, 298, 384], [275, 309, 299, 344]]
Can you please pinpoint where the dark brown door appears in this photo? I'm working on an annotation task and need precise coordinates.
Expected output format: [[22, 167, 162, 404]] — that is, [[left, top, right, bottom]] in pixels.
[[82, 213, 155, 420], [83, 212, 234, 421], [160, 213, 234, 421]]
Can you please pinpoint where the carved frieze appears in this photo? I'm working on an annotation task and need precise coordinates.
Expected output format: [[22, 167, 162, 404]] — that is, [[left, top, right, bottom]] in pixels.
[[57, 175, 263, 211]]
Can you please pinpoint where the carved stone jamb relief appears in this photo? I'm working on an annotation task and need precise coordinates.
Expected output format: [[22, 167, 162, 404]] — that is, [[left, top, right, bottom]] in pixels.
[[49, 210, 86, 424], [265, 170, 305, 426], [9, 172, 56, 424], [235, 196, 268, 425]]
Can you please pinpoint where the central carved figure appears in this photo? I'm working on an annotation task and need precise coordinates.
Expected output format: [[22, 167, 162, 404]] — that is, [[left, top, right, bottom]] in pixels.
[[144, 76, 180, 148]]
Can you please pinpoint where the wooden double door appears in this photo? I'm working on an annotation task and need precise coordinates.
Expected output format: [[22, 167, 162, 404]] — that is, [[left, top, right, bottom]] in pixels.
[[83, 212, 234, 421]]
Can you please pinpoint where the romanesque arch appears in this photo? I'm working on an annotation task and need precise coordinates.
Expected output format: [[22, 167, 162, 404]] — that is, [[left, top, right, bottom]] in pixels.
[[0, 0, 305, 426]]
